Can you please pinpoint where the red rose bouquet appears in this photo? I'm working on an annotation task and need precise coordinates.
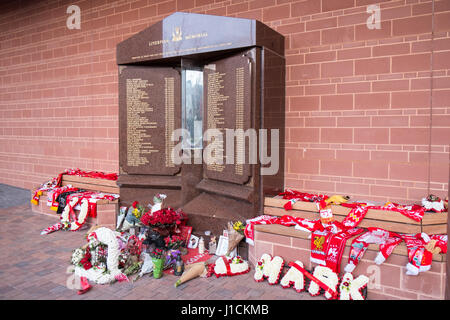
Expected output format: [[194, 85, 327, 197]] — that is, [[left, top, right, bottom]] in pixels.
[[79, 248, 93, 270], [164, 235, 185, 250], [140, 208, 187, 234], [150, 248, 165, 260]]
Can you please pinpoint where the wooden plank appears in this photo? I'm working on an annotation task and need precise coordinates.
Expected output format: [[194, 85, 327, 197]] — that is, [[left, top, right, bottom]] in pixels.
[[421, 212, 448, 225], [264, 206, 317, 219], [332, 205, 421, 225], [95, 199, 119, 205], [61, 181, 119, 194], [254, 224, 444, 262], [265, 197, 422, 225], [264, 197, 317, 211], [62, 174, 118, 188], [355, 219, 420, 234], [422, 224, 448, 235], [265, 196, 448, 234], [264, 205, 421, 234]]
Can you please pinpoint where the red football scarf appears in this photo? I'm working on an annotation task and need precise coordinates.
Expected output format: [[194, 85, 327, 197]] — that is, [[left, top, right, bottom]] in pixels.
[[244, 215, 281, 245], [401, 233, 447, 275], [311, 228, 330, 266], [341, 202, 425, 223], [49, 186, 80, 211], [61, 168, 118, 181], [31, 169, 118, 206], [345, 227, 403, 273], [341, 205, 369, 229], [279, 189, 328, 211], [324, 227, 364, 273]]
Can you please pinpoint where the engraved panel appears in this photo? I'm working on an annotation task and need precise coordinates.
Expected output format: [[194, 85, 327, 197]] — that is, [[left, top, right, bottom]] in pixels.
[[203, 51, 252, 184], [119, 66, 181, 175]]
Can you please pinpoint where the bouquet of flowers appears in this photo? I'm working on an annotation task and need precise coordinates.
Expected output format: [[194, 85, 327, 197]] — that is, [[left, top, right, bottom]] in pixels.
[[150, 248, 165, 278], [71, 242, 109, 271], [232, 221, 245, 235], [164, 235, 185, 250], [231, 255, 245, 265], [140, 207, 187, 235], [226, 221, 246, 255], [150, 248, 165, 260]]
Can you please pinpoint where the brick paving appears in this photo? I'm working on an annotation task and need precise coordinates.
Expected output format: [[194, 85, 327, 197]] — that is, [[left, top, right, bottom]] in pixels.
[[0, 202, 319, 301]]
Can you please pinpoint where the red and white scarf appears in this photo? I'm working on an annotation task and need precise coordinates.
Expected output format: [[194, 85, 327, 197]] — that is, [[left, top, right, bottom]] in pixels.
[[279, 189, 328, 211], [341, 202, 425, 223], [31, 168, 118, 207]]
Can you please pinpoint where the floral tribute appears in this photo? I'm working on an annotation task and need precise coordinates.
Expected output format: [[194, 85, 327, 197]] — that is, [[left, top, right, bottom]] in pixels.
[[422, 194, 446, 213], [70, 227, 143, 284], [253, 253, 368, 300], [307, 265, 339, 300], [279, 260, 305, 292], [150, 248, 165, 259], [140, 207, 187, 233], [254, 253, 284, 285], [338, 272, 369, 300], [213, 256, 250, 277], [164, 235, 185, 250]]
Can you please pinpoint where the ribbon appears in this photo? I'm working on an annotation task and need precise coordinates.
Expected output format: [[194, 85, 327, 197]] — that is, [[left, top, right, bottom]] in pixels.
[[288, 262, 338, 300], [223, 257, 232, 276]]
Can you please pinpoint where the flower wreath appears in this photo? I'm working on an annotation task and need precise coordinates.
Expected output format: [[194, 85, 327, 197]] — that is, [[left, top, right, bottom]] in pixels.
[[61, 197, 90, 231], [73, 227, 128, 284], [213, 256, 250, 277]]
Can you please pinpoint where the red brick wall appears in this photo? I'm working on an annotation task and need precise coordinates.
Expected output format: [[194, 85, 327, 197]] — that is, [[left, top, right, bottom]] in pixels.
[[0, 0, 448, 203]]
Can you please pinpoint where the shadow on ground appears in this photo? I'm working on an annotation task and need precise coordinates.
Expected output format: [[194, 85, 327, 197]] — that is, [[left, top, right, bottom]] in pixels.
[[0, 183, 31, 209]]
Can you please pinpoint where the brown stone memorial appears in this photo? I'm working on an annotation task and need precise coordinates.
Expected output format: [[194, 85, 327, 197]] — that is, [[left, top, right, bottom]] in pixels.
[[117, 12, 285, 237]]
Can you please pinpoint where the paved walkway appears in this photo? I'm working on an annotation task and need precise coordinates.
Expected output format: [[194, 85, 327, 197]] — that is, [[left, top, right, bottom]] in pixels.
[[0, 186, 317, 301], [0, 183, 31, 209]]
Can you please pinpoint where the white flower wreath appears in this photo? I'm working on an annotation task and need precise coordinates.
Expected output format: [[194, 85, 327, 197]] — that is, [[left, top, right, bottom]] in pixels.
[[73, 227, 128, 284], [60, 197, 90, 231]]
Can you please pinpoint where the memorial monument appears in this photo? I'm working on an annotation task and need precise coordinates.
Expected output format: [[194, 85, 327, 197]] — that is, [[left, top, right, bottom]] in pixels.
[[116, 12, 285, 235]]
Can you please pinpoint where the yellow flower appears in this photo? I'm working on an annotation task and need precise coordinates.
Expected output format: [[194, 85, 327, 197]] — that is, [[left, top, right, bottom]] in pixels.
[[233, 221, 243, 231], [132, 208, 140, 218]]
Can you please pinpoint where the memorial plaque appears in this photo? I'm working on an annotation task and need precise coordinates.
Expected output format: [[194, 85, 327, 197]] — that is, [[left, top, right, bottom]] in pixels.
[[119, 66, 181, 175], [203, 50, 252, 185], [117, 12, 285, 235]]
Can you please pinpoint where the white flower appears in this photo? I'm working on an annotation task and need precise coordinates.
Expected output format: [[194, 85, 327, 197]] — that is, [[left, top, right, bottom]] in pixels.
[[71, 248, 84, 265]]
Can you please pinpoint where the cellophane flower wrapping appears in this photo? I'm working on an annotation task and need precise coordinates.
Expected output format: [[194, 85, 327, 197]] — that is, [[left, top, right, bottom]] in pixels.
[[226, 221, 245, 255]]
